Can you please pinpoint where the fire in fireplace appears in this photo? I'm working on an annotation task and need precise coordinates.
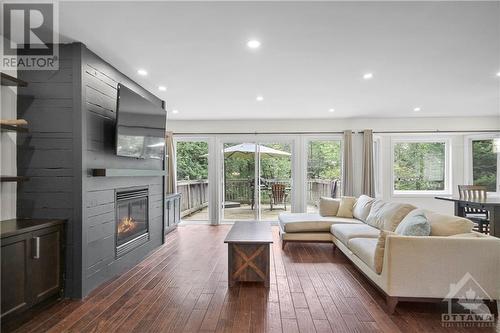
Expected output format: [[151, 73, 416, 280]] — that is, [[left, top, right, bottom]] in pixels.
[[115, 188, 149, 257]]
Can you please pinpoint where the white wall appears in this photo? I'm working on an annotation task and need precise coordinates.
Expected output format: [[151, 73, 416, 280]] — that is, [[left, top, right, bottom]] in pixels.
[[168, 116, 499, 134], [0, 70, 18, 220], [169, 116, 499, 216]]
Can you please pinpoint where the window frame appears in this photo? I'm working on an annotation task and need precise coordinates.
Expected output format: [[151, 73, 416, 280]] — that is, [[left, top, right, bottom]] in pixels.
[[464, 133, 500, 195], [373, 136, 382, 198], [390, 136, 451, 197]]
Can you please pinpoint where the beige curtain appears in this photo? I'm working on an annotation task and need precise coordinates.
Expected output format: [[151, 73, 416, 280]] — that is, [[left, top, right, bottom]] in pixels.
[[166, 131, 176, 194], [342, 130, 353, 196], [362, 129, 375, 197]]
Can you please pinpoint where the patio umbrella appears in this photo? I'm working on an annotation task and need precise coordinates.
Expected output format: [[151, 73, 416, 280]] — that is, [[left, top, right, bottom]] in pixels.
[[223, 143, 291, 159]]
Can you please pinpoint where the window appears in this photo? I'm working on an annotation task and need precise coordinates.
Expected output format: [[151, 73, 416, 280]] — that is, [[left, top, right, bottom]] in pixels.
[[306, 140, 342, 212], [393, 140, 448, 193], [472, 140, 497, 192], [466, 135, 500, 193]]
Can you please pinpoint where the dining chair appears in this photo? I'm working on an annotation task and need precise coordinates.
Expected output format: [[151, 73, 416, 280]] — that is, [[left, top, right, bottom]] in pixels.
[[457, 185, 489, 234]]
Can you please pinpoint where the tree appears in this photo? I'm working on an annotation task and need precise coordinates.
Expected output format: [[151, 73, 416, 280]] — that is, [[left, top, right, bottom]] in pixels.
[[394, 142, 445, 191], [176, 142, 208, 181], [472, 140, 497, 192]]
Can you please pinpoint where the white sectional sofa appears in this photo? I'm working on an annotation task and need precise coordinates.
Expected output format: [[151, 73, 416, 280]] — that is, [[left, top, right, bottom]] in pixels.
[[278, 195, 500, 314]]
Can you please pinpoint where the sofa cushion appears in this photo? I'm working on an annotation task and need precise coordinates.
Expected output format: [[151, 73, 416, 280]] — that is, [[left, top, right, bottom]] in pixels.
[[348, 238, 378, 272], [279, 213, 362, 233], [366, 200, 416, 231], [395, 209, 431, 236], [424, 211, 474, 236], [337, 196, 357, 218], [451, 232, 488, 238], [331, 224, 380, 245], [319, 197, 340, 217], [374, 230, 396, 274], [352, 195, 375, 222]]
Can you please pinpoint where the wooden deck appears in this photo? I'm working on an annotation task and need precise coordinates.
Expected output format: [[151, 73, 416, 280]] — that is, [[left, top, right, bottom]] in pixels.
[[3, 225, 498, 333]]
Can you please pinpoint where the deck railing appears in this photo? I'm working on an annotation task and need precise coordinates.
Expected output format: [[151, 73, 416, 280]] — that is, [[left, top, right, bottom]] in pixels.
[[177, 178, 337, 216]]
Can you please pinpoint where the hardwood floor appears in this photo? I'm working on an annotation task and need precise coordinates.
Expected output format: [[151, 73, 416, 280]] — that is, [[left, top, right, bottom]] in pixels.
[[3, 225, 498, 333]]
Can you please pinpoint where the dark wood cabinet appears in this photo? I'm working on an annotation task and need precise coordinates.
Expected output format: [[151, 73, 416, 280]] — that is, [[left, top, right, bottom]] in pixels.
[[164, 193, 181, 238], [1, 234, 30, 318], [0, 219, 64, 320]]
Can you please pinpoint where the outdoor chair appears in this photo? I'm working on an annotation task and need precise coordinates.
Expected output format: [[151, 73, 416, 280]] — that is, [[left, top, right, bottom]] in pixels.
[[269, 184, 288, 211]]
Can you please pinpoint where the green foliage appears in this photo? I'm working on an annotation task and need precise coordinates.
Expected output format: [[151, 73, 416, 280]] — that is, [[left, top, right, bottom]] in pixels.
[[307, 141, 341, 180], [176, 141, 342, 183], [176, 142, 208, 181], [394, 142, 445, 191], [472, 140, 497, 192]]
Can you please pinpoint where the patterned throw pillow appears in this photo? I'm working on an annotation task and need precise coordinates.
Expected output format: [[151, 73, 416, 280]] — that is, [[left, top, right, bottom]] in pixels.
[[394, 209, 431, 236]]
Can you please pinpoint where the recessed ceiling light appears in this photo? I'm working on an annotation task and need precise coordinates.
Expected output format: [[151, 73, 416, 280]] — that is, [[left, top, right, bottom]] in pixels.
[[363, 73, 374, 80], [247, 40, 261, 49], [172, 109, 179, 114], [137, 69, 148, 76], [413, 107, 421, 112], [329, 108, 335, 113], [496, 72, 500, 77], [256, 95, 264, 102], [158, 86, 167, 92]]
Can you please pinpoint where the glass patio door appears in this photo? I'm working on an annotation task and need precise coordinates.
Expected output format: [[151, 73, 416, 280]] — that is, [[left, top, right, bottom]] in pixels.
[[222, 142, 257, 220], [257, 142, 292, 221], [175, 140, 210, 222], [221, 140, 293, 222]]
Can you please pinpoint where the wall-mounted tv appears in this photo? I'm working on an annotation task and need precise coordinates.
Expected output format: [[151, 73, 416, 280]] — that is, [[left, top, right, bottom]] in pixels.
[[115, 84, 166, 160]]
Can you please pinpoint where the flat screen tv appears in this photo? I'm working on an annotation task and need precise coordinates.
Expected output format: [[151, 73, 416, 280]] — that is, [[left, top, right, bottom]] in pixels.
[[115, 84, 166, 160]]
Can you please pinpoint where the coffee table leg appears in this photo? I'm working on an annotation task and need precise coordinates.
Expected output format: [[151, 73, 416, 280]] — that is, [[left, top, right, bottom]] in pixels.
[[228, 244, 235, 287], [264, 244, 270, 288]]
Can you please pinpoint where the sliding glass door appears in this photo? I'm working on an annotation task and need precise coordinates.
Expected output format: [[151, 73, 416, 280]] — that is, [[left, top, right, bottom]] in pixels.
[[258, 142, 292, 221], [175, 139, 210, 222], [221, 139, 293, 221], [305, 138, 342, 213], [222, 142, 257, 220]]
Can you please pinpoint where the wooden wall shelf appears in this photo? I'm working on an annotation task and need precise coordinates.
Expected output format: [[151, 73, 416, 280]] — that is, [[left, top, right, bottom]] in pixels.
[[1, 72, 28, 87], [1, 124, 29, 133], [0, 176, 30, 182], [90, 168, 166, 177]]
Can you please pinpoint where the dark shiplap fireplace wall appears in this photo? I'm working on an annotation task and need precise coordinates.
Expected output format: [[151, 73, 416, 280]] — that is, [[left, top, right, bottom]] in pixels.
[[17, 43, 165, 298]]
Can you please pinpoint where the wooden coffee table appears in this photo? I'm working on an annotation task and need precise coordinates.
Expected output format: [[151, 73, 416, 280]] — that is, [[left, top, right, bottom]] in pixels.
[[224, 221, 273, 288]]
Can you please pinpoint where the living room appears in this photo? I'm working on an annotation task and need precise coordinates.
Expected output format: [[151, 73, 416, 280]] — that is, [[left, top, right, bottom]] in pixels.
[[0, 1, 499, 332]]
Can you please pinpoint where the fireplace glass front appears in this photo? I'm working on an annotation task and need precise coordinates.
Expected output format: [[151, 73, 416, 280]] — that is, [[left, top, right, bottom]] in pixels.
[[116, 188, 149, 249]]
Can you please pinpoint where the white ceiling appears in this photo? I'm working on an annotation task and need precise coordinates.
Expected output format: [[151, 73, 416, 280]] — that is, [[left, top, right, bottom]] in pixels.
[[59, 1, 500, 120]]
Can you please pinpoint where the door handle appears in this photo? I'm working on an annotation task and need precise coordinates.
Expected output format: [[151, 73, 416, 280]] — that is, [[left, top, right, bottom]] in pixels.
[[32, 237, 40, 259]]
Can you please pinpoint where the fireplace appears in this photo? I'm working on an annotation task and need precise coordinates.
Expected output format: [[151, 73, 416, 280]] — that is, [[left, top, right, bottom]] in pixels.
[[115, 188, 149, 257]]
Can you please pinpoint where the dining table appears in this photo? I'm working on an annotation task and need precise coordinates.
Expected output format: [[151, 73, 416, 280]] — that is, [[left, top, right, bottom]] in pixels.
[[434, 196, 500, 237]]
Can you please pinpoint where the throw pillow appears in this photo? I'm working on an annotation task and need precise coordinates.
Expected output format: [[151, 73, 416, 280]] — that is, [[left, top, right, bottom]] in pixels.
[[336, 196, 357, 218], [366, 200, 416, 231], [352, 195, 375, 222], [395, 209, 431, 236], [319, 197, 340, 217], [374, 230, 396, 274], [423, 210, 474, 236]]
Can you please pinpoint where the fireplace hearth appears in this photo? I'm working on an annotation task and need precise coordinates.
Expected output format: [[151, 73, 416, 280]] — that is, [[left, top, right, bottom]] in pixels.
[[115, 188, 150, 257]]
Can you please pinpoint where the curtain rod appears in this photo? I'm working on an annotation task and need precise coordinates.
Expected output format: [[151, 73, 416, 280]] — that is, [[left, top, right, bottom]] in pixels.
[[172, 131, 344, 135], [366, 129, 500, 134], [172, 129, 499, 135]]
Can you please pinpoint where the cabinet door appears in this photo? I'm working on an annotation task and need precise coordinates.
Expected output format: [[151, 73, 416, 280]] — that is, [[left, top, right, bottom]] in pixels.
[[31, 227, 62, 304], [1, 234, 31, 318]]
